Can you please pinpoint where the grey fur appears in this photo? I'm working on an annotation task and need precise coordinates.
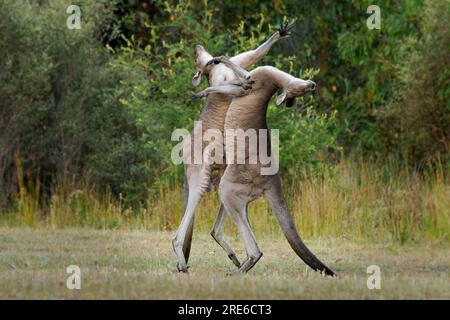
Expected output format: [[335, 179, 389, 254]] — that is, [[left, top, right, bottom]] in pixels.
[[196, 61, 335, 276], [172, 30, 288, 272]]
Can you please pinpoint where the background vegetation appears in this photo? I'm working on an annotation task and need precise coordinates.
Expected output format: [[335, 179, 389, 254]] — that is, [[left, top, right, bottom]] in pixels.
[[0, 0, 448, 244]]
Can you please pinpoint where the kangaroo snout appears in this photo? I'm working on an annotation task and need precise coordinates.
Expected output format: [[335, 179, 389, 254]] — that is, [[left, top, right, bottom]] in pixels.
[[307, 80, 316, 91]]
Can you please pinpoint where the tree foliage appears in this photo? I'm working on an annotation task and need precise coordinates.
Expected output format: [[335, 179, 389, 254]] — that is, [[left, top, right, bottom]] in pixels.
[[0, 0, 448, 206], [377, 0, 450, 163]]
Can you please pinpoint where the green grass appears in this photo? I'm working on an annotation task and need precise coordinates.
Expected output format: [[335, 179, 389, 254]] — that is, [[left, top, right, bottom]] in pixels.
[[0, 227, 448, 299]]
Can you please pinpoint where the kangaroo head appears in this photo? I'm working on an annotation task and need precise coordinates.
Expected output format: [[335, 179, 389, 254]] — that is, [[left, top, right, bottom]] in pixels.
[[192, 45, 214, 87], [275, 79, 316, 107]]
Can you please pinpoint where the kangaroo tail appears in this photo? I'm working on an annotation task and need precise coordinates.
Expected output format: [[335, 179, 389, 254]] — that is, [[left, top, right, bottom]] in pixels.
[[265, 177, 335, 276]]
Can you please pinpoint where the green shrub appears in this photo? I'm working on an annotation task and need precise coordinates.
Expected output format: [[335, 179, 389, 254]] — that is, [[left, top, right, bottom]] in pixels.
[[377, 0, 450, 163], [112, 1, 339, 190], [0, 0, 144, 205]]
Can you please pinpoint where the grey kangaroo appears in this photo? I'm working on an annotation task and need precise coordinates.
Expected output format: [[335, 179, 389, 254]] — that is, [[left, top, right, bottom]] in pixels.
[[193, 56, 335, 276], [172, 22, 294, 273]]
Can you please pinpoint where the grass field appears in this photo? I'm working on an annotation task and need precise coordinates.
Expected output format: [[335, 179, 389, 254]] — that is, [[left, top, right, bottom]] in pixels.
[[4, 159, 448, 246], [0, 227, 448, 299]]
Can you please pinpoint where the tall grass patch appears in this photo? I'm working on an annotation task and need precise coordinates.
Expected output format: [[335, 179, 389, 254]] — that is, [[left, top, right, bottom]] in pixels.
[[1, 158, 448, 245]]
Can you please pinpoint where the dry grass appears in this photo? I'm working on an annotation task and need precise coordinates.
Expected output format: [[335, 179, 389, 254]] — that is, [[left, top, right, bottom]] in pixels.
[[3, 159, 448, 245], [0, 227, 448, 299]]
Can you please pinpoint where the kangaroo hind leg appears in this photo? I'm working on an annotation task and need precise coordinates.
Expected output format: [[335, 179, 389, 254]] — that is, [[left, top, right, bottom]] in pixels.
[[219, 183, 262, 274], [210, 203, 241, 268], [172, 167, 210, 272]]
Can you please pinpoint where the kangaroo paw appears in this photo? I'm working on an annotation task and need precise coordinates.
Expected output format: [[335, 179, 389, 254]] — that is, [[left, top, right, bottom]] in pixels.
[[228, 253, 241, 268], [192, 92, 206, 100]]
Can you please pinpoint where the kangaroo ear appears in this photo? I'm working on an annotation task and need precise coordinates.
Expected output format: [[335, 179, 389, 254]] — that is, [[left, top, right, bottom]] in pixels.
[[192, 71, 202, 87], [275, 90, 287, 106]]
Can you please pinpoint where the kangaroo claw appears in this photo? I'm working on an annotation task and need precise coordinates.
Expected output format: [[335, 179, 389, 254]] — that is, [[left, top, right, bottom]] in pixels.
[[176, 262, 190, 273], [192, 92, 205, 100], [238, 79, 255, 89], [278, 19, 297, 37]]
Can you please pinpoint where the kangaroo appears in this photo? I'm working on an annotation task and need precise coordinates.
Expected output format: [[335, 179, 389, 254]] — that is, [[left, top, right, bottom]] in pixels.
[[193, 57, 335, 276], [172, 22, 294, 273]]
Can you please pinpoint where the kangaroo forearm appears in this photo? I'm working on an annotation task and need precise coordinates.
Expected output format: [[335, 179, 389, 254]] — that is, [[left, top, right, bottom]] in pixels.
[[247, 32, 280, 62], [196, 84, 247, 99], [230, 31, 281, 69], [215, 57, 250, 80], [250, 66, 295, 89], [209, 84, 246, 96]]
